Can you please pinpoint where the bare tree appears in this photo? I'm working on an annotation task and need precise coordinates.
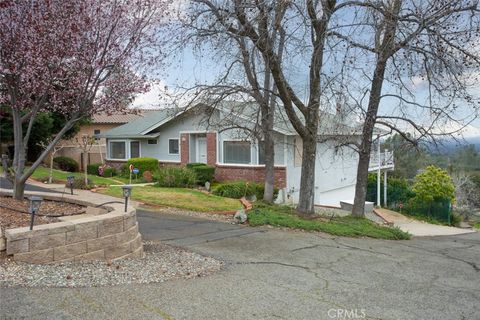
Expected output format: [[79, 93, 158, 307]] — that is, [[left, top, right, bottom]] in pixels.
[[75, 135, 96, 186], [178, 1, 288, 202], [325, 0, 480, 216], [177, 0, 348, 214], [37, 138, 64, 184]]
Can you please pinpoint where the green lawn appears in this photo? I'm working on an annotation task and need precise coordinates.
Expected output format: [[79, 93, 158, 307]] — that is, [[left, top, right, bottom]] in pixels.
[[30, 166, 124, 186], [474, 223, 480, 230], [99, 186, 242, 212], [248, 203, 411, 240]]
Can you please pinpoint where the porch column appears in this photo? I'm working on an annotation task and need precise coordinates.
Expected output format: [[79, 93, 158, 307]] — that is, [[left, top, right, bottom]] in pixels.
[[384, 170, 388, 208], [180, 133, 189, 165], [206, 132, 217, 166]]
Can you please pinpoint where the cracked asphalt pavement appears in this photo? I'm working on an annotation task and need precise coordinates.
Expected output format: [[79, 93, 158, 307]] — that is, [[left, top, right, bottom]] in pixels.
[[1, 209, 479, 320]]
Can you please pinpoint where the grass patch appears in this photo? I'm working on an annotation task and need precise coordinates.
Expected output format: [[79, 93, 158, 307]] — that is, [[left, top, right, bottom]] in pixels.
[[30, 166, 123, 186], [474, 223, 480, 230], [98, 186, 242, 212], [249, 203, 410, 240]]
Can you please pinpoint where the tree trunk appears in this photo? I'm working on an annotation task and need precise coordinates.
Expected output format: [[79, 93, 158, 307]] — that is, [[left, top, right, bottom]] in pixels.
[[352, 149, 371, 217], [263, 131, 275, 202], [296, 134, 317, 214], [13, 178, 25, 199], [49, 153, 54, 184], [83, 152, 88, 186]]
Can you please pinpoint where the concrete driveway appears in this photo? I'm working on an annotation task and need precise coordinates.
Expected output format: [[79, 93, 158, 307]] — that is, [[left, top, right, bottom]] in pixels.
[[1, 207, 479, 320]]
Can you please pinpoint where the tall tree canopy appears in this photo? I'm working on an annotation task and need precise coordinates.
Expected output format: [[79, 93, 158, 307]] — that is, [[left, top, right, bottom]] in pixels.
[[0, 0, 169, 198]]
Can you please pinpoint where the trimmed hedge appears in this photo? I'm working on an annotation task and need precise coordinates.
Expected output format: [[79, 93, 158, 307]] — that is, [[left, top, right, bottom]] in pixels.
[[186, 163, 215, 185], [102, 166, 117, 177], [122, 157, 158, 176], [53, 156, 78, 172], [87, 163, 102, 175], [212, 181, 278, 200], [155, 167, 196, 188]]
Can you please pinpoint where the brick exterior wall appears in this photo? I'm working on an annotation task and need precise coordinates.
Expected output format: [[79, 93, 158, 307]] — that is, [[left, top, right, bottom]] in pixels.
[[180, 133, 189, 165], [206, 132, 217, 166], [214, 165, 287, 188]]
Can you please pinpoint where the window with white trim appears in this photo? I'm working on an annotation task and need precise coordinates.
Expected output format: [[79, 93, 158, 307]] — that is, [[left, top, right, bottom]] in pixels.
[[169, 139, 179, 154], [258, 141, 266, 165], [130, 141, 140, 158], [109, 141, 126, 159], [223, 141, 251, 164]]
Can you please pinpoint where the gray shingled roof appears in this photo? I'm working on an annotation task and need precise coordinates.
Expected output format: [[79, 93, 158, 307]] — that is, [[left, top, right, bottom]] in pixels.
[[102, 102, 384, 138], [102, 108, 177, 138]]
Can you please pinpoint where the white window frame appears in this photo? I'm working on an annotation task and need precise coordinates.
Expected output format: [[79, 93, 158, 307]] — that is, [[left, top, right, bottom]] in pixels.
[[108, 140, 127, 160], [222, 139, 252, 165], [147, 138, 158, 145], [168, 138, 180, 155], [129, 140, 141, 158]]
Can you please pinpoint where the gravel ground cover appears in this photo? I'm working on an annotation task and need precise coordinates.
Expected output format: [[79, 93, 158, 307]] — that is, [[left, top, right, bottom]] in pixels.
[[0, 196, 85, 232], [0, 241, 223, 288]]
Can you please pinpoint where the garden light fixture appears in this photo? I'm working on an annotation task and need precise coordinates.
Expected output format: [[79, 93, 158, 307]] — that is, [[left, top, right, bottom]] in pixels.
[[122, 185, 132, 212], [67, 176, 75, 195], [28, 196, 43, 230]]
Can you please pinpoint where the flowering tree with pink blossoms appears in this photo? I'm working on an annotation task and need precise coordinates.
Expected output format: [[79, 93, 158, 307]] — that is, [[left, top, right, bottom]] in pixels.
[[0, 0, 169, 199]]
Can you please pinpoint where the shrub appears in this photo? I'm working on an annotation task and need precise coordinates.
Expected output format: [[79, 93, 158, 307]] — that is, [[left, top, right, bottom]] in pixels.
[[66, 177, 93, 189], [53, 156, 78, 172], [102, 166, 117, 177], [155, 167, 196, 188], [366, 173, 415, 207], [87, 163, 102, 175], [186, 163, 207, 169], [122, 157, 158, 176], [412, 165, 455, 204], [186, 163, 215, 185], [212, 181, 278, 200]]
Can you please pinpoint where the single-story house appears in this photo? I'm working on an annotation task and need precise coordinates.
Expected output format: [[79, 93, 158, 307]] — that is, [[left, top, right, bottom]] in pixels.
[[54, 111, 152, 169], [102, 103, 389, 206]]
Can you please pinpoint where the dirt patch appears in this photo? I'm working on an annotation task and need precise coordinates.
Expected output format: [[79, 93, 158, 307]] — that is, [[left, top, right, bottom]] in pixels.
[[0, 196, 85, 232]]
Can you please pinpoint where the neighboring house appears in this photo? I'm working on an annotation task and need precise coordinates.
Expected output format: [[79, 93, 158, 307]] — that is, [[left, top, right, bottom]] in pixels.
[[55, 112, 148, 169], [103, 103, 392, 206]]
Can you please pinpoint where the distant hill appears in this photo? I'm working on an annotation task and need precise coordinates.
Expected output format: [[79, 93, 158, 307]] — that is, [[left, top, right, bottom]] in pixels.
[[427, 136, 480, 154]]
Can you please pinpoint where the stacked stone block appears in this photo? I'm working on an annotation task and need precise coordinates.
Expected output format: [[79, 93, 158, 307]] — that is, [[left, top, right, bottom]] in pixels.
[[4, 209, 143, 264]]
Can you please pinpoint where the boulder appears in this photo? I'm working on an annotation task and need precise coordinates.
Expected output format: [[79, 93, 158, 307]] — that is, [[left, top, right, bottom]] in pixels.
[[234, 209, 248, 224]]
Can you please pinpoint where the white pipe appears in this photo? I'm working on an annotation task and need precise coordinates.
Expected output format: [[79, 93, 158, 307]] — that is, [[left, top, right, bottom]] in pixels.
[[377, 135, 381, 207]]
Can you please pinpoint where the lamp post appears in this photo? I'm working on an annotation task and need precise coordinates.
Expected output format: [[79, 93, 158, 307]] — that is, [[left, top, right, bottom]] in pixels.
[[121, 185, 132, 212], [28, 196, 43, 230], [67, 176, 75, 195]]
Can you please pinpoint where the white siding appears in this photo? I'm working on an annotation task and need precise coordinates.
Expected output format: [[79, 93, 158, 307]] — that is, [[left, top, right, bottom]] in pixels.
[[285, 136, 359, 207]]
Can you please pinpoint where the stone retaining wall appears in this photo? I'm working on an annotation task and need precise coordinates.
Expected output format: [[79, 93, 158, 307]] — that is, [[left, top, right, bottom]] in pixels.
[[4, 206, 143, 264]]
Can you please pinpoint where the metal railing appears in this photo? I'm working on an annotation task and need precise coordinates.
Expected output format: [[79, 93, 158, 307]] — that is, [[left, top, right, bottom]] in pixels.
[[369, 150, 394, 171]]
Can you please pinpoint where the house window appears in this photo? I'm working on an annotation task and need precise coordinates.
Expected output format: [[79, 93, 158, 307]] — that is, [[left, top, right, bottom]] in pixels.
[[130, 141, 140, 158], [94, 129, 101, 135], [169, 139, 179, 154], [224, 141, 251, 164], [258, 141, 265, 165], [294, 137, 303, 167], [147, 139, 157, 145], [109, 141, 126, 159]]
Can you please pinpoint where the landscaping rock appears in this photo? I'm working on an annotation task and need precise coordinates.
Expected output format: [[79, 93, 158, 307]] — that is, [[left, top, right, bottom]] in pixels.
[[142, 171, 153, 182], [234, 209, 247, 224]]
